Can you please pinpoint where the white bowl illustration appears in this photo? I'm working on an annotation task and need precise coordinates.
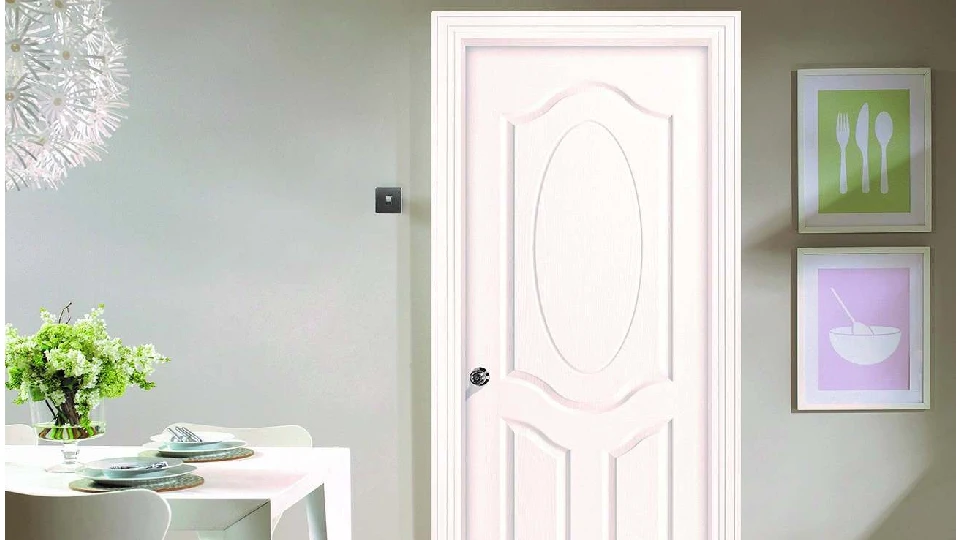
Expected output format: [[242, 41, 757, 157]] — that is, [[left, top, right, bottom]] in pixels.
[[828, 326, 901, 365]]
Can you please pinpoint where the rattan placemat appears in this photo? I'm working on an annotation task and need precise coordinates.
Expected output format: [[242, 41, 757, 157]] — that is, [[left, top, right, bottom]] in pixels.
[[69, 474, 204, 493], [138, 447, 254, 463]]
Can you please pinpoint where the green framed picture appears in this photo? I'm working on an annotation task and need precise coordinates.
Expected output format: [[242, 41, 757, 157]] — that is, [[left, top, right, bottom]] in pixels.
[[797, 68, 931, 233]]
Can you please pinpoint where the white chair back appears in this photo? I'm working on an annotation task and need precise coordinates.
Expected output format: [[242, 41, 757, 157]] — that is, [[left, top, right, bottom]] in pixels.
[[6, 489, 171, 540], [5, 424, 37, 445], [164, 423, 312, 447]]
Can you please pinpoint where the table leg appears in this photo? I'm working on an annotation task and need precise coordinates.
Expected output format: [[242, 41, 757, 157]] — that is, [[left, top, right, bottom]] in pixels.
[[306, 460, 352, 540], [305, 486, 328, 540], [197, 503, 272, 540]]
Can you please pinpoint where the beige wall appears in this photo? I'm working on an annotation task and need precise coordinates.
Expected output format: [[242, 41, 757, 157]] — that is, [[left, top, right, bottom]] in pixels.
[[730, 1, 955, 539], [5, 1, 953, 539]]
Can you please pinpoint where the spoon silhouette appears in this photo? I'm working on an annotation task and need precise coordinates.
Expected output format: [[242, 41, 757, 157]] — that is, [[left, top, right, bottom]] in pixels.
[[831, 287, 874, 335], [875, 112, 893, 194]]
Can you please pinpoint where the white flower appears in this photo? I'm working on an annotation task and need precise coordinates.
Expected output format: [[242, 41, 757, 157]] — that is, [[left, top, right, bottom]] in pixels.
[[46, 388, 66, 406]]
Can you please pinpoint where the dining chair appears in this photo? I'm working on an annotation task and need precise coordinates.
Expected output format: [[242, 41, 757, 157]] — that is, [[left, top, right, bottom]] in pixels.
[[5, 423, 37, 445], [161, 422, 313, 538], [6, 489, 171, 540]]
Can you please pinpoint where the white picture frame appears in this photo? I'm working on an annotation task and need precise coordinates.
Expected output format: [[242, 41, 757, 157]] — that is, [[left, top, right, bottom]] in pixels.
[[797, 68, 932, 233], [797, 247, 931, 410]]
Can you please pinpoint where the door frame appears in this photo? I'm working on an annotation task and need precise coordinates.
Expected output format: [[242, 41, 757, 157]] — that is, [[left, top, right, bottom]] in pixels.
[[431, 11, 741, 540]]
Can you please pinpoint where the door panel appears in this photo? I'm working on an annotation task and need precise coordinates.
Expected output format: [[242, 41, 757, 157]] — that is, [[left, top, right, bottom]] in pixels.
[[508, 83, 667, 404], [464, 45, 709, 539]]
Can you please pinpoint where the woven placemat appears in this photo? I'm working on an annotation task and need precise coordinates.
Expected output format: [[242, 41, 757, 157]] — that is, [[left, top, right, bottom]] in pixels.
[[138, 447, 254, 463], [70, 474, 204, 493]]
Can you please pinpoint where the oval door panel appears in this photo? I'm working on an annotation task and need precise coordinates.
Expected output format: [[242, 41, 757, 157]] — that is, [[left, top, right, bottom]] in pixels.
[[533, 120, 643, 374]]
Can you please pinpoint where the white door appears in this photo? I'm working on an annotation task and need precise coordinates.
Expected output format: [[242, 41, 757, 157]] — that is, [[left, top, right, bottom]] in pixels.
[[432, 12, 740, 540]]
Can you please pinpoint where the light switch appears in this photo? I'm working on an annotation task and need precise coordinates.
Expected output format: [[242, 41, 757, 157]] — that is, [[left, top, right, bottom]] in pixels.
[[376, 187, 401, 214]]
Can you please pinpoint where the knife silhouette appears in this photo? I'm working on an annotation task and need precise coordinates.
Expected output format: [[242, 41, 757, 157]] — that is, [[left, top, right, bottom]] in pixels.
[[855, 103, 869, 193]]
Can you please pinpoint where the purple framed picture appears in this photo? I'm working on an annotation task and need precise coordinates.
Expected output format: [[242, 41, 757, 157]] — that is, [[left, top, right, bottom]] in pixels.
[[797, 247, 930, 410]]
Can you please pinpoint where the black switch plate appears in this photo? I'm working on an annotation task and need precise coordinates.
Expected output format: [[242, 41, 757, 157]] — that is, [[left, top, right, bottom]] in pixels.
[[375, 187, 402, 214]]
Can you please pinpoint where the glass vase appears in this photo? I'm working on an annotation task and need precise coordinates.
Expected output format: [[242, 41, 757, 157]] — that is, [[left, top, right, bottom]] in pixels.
[[28, 397, 105, 473]]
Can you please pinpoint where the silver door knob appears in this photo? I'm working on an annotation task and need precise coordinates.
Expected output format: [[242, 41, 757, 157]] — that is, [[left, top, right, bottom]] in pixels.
[[469, 367, 489, 386]]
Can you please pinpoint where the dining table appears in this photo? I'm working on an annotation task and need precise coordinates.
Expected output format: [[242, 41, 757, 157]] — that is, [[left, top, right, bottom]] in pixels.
[[4, 444, 351, 540]]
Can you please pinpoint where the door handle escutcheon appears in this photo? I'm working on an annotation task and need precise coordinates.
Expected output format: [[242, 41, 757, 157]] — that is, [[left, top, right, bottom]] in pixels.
[[465, 367, 489, 401], [469, 367, 489, 387]]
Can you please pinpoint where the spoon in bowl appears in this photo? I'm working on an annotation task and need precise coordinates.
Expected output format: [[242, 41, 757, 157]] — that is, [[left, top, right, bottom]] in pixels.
[[875, 112, 893, 194], [831, 287, 874, 335]]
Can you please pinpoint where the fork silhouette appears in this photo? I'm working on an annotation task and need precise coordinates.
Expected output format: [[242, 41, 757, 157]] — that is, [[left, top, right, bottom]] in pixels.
[[836, 113, 850, 194]]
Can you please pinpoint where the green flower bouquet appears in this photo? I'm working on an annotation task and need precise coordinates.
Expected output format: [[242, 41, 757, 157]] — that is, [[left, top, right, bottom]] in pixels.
[[5, 303, 169, 472]]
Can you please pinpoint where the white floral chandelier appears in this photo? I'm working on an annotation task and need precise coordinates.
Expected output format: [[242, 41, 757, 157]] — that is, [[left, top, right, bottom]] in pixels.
[[5, 0, 128, 191]]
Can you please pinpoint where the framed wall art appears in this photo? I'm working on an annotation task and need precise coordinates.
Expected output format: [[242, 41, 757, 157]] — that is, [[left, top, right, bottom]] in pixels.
[[797, 247, 930, 410], [797, 68, 931, 233]]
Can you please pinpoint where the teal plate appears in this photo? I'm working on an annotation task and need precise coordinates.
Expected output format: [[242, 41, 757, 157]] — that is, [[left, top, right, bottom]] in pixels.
[[139, 446, 254, 463], [70, 473, 204, 493]]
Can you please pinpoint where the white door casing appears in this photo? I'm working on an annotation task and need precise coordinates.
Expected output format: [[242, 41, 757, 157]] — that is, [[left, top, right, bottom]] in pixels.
[[432, 12, 741, 540]]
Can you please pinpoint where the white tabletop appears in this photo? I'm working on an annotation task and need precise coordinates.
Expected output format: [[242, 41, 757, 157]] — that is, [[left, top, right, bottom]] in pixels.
[[4, 445, 351, 540]]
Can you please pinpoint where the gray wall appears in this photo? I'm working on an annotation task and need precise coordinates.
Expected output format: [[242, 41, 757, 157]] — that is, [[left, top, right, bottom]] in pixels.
[[5, 1, 954, 540]]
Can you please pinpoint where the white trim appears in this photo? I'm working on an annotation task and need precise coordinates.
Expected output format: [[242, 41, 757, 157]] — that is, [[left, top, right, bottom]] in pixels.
[[795, 247, 932, 410], [431, 11, 741, 540], [798, 67, 932, 76], [796, 67, 933, 233]]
